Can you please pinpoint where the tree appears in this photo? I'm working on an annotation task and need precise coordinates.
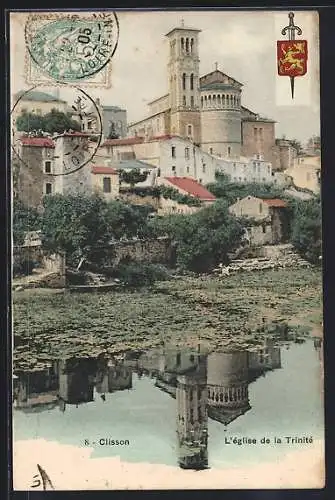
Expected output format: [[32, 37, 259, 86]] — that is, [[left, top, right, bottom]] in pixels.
[[15, 109, 81, 135], [119, 168, 148, 188], [148, 200, 244, 272], [13, 199, 41, 246], [289, 196, 322, 264], [206, 178, 285, 206], [16, 112, 44, 133], [41, 193, 111, 266], [43, 109, 81, 134], [107, 121, 119, 139]]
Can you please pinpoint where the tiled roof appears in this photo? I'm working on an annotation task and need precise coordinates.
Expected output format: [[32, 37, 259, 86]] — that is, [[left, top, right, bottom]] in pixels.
[[164, 177, 216, 201], [101, 137, 144, 147], [91, 166, 118, 175], [20, 136, 55, 148], [261, 198, 287, 208]]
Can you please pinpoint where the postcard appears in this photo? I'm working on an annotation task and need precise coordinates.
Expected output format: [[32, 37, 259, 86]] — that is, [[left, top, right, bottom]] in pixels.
[[10, 9, 324, 490]]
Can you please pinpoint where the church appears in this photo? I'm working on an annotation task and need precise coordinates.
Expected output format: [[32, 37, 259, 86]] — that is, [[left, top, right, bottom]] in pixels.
[[128, 20, 279, 170]]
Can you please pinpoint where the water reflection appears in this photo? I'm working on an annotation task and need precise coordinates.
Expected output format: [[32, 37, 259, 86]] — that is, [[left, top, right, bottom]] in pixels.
[[13, 325, 320, 470]]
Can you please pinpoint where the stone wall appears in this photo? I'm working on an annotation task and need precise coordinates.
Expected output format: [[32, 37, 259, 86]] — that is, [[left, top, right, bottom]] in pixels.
[[13, 246, 66, 287], [93, 237, 174, 269]]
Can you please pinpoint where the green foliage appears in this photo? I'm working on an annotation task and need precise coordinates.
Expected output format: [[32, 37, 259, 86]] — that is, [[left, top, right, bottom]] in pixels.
[[288, 139, 303, 155], [16, 109, 81, 134], [206, 179, 285, 205], [13, 199, 41, 246], [289, 196, 322, 264], [119, 168, 148, 187], [159, 185, 201, 207], [115, 262, 170, 287], [41, 193, 111, 266], [120, 186, 161, 198], [105, 200, 153, 240], [148, 199, 243, 272]]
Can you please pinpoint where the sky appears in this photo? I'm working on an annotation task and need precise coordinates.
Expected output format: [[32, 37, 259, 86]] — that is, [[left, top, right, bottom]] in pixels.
[[10, 10, 320, 144]]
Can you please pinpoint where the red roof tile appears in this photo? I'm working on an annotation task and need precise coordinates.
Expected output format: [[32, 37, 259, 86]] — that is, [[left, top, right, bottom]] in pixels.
[[20, 137, 55, 148], [91, 166, 118, 175], [164, 177, 216, 201], [101, 137, 144, 147], [261, 198, 287, 208]]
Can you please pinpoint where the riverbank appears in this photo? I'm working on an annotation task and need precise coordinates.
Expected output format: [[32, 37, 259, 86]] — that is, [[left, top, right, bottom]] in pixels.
[[13, 267, 322, 371]]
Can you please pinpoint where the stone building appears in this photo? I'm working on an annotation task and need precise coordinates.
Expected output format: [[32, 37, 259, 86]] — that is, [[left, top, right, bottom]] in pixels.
[[91, 166, 120, 200], [285, 155, 321, 194], [176, 355, 208, 469], [12, 90, 69, 129], [80, 98, 128, 140], [14, 136, 56, 208], [127, 20, 279, 169], [57, 357, 97, 411], [13, 367, 59, 411], [229, 196, 289, 245], [206, 351, 251, 425], [95, 360, 133, 395]]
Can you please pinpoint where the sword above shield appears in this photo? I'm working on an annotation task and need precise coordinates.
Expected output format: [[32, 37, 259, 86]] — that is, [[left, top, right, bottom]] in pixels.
[[277, 12, 308, 99]]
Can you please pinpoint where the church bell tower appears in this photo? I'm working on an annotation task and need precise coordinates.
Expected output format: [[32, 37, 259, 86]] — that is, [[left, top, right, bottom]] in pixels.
[[165, 21, 201, 145]]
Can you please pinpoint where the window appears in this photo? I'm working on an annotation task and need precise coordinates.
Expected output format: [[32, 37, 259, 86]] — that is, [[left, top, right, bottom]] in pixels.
[[209, 147, 213, 154], [262, 225, 266, 234], [157, 168, 161, 177], [45, 183, 52, 194], [190, 96, 194, 107], [187, 124, 192, 136], [185, 147, 190, 159], [183, 95, 186, 106], [190, 73, 194, 90], [172, 165, 176, 174], [202, 163, 206, 173], [190, 390, 193, 401], [176, 353, 181, 366], [44, 161, 51, 173], [190, 38, 194, 52], [186, 166, 190, 174], [259, 128, 263, 139], [254, 127, 258, 138], [190, 408, 194, 424], [103, 177, 111, 193], [259, 203, 263, 214], [182, 73, 186, 90], [171, 146, 176, 158], [185, 38, 189, 53], [181, 38, 184, 52], [228, 146, 231, 156]]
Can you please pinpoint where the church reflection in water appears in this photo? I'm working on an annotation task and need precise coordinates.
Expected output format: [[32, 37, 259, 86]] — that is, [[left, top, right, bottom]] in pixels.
[[13, 329, 307, 470]]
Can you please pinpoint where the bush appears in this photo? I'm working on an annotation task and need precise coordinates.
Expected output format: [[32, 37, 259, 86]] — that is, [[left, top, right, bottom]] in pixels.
[[115, 262, 170, 287]]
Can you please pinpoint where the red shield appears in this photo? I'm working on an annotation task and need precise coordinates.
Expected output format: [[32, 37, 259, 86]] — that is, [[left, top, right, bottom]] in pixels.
[[277, 40, 308, 77]]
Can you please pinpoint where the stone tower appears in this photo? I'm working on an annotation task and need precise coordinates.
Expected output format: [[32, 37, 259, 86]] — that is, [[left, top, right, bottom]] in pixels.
[[176, 354, 208, 469], [165, 21, 201, 145]]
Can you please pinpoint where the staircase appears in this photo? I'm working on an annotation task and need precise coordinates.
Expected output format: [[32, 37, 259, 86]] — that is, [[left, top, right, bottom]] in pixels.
[[227, 244, 311, 273]]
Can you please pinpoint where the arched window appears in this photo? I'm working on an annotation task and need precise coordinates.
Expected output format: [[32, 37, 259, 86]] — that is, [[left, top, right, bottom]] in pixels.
[[228, 146, 231, 156], [208, 95, 211, 106], [181, 38, 184, 52], [190, 38, 194, 52], [222, 95, 225, 106], [190, 73, 194, 90], [213, 95, 216, 106], [204, 95, 207, 107], [190, 96, 194, 108], [183, 95, 186, 106], [182, 73, 186, 90], [217, 95, 221, 106], [230, 95, 233, 107], [201, 96, 203, 108], [185, 38, 189, 53]]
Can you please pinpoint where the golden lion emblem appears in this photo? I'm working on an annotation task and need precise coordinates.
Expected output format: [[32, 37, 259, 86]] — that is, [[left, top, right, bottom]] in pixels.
[[278, 42, 306, 74]]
